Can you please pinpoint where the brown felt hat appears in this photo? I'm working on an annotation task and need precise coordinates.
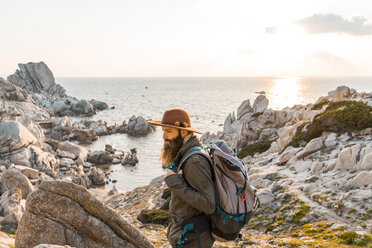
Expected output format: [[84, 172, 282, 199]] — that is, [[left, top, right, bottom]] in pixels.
[[148, 109, 203, 134]]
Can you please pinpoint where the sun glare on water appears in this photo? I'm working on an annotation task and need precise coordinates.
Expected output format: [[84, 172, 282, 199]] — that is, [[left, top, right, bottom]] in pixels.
[[268, 77, 304, 110]]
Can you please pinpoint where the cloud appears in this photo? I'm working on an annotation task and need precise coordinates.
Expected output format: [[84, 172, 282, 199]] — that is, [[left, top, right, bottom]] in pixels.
[[265, 26, 277, 34], [296, 13, 372, 36]]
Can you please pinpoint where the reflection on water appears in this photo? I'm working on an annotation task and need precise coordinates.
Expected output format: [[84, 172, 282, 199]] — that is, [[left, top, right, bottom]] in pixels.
[[268, 77, 303, 110]]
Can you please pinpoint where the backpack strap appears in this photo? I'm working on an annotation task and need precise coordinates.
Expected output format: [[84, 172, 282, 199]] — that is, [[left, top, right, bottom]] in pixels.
[[176, 146, 212, 173]]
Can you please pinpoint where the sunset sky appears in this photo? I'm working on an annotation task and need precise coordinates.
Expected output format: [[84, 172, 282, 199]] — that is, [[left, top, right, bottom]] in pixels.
[[1, 0, 372, 77]]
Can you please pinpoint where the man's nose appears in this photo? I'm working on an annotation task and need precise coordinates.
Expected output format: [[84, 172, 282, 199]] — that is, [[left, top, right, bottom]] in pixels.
[[163, 132, 167, 140]]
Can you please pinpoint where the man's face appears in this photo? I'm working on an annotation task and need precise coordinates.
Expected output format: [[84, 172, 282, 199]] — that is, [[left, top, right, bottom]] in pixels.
[[160, 127, 184, 167]]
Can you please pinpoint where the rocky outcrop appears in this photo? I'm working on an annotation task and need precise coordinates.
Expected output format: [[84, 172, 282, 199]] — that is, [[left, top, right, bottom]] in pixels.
[[7, 62, 65, 97], [121, 149, 139, 166], [15, 181, 154, 248], [127, 116, 156, 136]]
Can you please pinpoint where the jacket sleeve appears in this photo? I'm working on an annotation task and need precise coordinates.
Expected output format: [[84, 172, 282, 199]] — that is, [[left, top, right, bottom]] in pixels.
[[164, 154, 215, 214]]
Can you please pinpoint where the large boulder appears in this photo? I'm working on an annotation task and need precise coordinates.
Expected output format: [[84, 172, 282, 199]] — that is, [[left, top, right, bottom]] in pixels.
[[1, 168, 34, 199], [127, 116, 156, 136], [7, 62, 65, 97], [89, 99, 108, 110], [296, 137, 324, 159], [252, 95, 269, 114], [57, 141, 88, 165], [237, 99, 252, 120], [15, 181, 154, 248], [276, 121, 306, 151], [0, 120, 39, 154], [88, 151, 113, 164], [335, 144, 361, 171], [328, 86, 352, 102], [346, 171, 372, 188]]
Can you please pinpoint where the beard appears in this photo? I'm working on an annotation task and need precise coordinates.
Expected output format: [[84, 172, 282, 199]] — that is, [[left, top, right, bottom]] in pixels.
[[160, 132, 184, 168]]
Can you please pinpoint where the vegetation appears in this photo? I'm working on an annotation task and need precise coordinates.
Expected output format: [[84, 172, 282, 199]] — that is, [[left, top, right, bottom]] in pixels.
[[289, 101, 372, 147], [137, 209, 169, 225], [312, 100, 331, 110], [238, 140, 274, 159]]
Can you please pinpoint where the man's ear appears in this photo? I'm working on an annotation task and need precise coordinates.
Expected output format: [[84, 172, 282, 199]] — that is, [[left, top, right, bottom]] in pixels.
[[180, 130, 189, 138]]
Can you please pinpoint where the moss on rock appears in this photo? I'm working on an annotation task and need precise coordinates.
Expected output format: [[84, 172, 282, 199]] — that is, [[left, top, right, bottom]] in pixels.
[[238, 140, 274, 159], [137, 209, 169, 225]]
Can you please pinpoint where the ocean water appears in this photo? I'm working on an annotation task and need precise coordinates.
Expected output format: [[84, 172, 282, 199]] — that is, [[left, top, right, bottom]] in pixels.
[[58, 77, 372, 192]]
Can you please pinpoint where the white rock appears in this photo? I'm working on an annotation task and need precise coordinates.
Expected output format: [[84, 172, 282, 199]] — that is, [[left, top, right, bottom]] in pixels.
[[279, 147, 302, 165], [0, 121, 39, 154], [277, 121, 306, 151], [334, 86, 351, 101], [312, 162, 324, 174], [1, 168, 34, 199], [58, 141, 88, 165], [335, 144, 361, 170], [237, 99, 252, 120], [296, 137, 323, 159], [9, 148, 32, 167], [252, 95, 269, 114], [57, 149, 76, 159], [256, 189, 274, 205], [347, 171, 372, 188], [324, 132, 338, 147], [359, 152, 372, 171], [14, 165, 40, 179]]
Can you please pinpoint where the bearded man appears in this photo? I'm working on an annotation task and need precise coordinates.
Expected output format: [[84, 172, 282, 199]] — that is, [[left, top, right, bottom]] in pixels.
[[149, 109, 215, 248]]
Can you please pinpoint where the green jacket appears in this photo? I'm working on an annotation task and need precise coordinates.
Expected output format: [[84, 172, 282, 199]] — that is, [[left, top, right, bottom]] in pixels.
[[164, 135, 215, 247]]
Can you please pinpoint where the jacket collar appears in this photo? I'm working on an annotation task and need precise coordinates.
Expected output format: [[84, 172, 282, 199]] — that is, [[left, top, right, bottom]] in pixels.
[[173, 134, 203, 166]]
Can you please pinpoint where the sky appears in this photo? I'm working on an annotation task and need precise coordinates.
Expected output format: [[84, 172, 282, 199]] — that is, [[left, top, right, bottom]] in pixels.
[[1, 0, 372, 77]]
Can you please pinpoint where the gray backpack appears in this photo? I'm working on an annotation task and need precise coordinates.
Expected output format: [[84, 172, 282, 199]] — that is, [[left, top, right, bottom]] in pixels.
[[176, 140, 259, 243]]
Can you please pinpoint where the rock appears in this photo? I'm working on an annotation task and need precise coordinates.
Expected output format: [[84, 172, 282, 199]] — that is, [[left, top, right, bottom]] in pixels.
[[105, 144, 116, 154], [0, 230, 15, 247], [0, 78, 26, 102], [223, 112, 236, 134], [57, 149, 76, 159], [137, 209, 169, 225], [112, 158, 121, 164], [71, 100, 96, 116], [279, 147, 302, 165], [252, 95, 269, 114], [330, 86, 352, 101], [296, 137, 323, 159], [57, 141, 88, 165], [33, 245, 75, 248], [0, 188, 23, 229], [73, 129, 98, 143], [121, 149, 138, 166], [7, 62, 66, 97], [88, 167, 106, 186], [89, 99, 108, 110], [29, 146, 58, 176], [9, 148, 32, 167], [52, 100, 70, 114], [335, 144, 361, 170], [88, 151, 113, 164], [14, 165, 40, 179], [1, 168, 34, 199], [276, 121, 306, 151], [347, 171, 372, 188], [324, 132, 338, 147], [259, 128, 278, 141], [256, 189, 274, 205], [0, 120, 39, 154], [237, 99, 252, 120], [127, 116, 156, 137], [15, 181, 154, 248], [311, 162, 325, 174]]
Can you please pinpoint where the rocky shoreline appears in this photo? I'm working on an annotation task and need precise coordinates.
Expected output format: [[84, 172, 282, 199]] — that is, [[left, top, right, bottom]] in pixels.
[[0, 62, 371, 247]]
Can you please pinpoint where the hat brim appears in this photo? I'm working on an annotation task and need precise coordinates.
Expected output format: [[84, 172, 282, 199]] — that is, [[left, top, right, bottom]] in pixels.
[[148, 120, 203, 134]]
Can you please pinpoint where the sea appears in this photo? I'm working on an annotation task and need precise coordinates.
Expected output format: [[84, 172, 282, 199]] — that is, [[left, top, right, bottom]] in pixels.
[[57, 77, 372, 192]]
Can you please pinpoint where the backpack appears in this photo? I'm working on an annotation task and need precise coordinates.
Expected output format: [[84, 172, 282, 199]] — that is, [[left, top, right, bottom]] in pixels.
[[169, 140, 260, 245]]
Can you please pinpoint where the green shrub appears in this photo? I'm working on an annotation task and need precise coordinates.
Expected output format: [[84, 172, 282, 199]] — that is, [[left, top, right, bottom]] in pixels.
[[289, 101, 372, 147], [311, 100, 330, 110], [238, 140, 274, 159]]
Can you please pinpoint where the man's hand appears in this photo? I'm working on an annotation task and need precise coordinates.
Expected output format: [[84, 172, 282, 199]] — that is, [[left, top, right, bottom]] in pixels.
[[165, 169, 182, 179]]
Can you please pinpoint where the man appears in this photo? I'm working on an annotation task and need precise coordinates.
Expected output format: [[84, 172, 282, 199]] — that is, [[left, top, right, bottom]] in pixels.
[[149, 109, 215, 248]]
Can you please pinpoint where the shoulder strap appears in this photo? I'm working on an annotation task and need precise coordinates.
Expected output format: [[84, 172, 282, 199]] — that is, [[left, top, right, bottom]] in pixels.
[[176, 146, 212, 173]]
